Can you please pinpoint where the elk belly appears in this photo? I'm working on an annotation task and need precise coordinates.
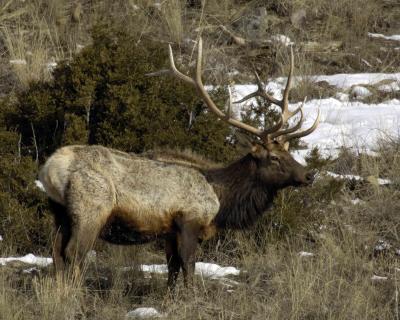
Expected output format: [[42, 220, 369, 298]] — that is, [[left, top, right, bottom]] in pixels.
[[99, 208, 173, 245]]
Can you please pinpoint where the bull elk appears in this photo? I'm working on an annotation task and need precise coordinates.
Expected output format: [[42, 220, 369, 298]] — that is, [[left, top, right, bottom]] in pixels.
[[39, 38, 319, 289]]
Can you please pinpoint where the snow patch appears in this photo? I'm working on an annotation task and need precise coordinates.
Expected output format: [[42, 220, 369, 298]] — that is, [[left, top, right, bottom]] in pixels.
[[267, 73, 400, 91], [326, 171, 362, 181], [138, 262, 240, 279], [139, 264, 167, 274], [378, 82, 400, 93], [270, 34, 294, 46], [0, 235, 3, 241], [10, 59, 27, 65], [325, 171, 391, 185], [125, 307, 163, 319], [22, 267, 40, 274], [298, 251, 314, 257], [374, 240, 391, 252], [46, 61, 57, 71], [195, 262, 240, 279], [35, 180, 45, 192], [371, 275, 388, 281], [0, 254, 53, 267], [335, 92, 350, 102], [350, 198, 363, 205], [368, 32, 400, 42]]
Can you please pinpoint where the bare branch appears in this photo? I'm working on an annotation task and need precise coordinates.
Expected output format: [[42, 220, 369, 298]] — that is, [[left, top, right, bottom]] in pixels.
[[30, 122, 38, 164]]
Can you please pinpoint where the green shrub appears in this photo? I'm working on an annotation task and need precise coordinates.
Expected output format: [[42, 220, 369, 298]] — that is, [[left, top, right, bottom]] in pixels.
[[0, 149, 52, 253], [4, 24, 237, 163], [0, 23, 243, 252]]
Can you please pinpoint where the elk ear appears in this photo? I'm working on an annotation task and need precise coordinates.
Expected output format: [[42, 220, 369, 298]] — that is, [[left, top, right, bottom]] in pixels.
[[236, 132, 253, 148], [283, 141, 290, 151], [235, 132, 255, 155]]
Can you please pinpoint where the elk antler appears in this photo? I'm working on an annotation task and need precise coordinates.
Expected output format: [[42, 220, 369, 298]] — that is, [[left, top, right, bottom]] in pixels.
[[167, 38, 320, 144]]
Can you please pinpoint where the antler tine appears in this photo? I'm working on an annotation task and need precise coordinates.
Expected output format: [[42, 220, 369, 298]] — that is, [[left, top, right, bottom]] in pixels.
[[166, 38, 319, 144], [282, 109, 321, 142], [271, 107, 304, 139], [168, 44, 196, 86], [270, 97, 306, 139], [233, 47, 301, 141], [189, 38, 263, 136], [234, 70, 281, 105]]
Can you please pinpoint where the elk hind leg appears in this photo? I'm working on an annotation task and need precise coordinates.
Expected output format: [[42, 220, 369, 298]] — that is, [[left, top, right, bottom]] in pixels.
[[175, 218, 201, 288], [49, 199, 72, 273], [165, 234, 181, 290], [63, 174, 114, 273]]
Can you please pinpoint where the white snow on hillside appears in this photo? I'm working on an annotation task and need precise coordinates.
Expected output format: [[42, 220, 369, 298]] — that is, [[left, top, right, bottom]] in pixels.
[[295, 98, 400, 159], [255, 72, 400, 94], [324, 171, 391, 185], [230, 72, 400, 162], [233, 73, 400, 101]]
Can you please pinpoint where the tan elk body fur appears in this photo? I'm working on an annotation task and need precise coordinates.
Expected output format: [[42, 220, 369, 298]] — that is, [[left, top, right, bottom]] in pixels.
[[40, 145, 220, 240]]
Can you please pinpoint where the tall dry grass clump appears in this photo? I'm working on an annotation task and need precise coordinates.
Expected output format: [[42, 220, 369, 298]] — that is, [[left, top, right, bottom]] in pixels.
[[0, 0, 82, 87], [32, 271, 85, 320], [161, 0, 184, 44]]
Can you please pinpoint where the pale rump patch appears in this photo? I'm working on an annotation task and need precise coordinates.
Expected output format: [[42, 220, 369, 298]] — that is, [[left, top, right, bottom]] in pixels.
[[39, 146, 77, 205]]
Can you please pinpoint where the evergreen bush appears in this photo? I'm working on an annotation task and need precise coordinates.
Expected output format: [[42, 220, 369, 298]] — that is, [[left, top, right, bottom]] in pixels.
[[0, 23, 239, 252]]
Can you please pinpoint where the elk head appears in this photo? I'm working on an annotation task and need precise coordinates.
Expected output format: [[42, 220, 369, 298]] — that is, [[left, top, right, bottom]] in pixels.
[[167, 38, 320, 188]]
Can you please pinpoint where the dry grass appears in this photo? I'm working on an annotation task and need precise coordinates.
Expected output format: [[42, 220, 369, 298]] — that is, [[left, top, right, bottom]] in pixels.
[[0, 0, 397, 90]]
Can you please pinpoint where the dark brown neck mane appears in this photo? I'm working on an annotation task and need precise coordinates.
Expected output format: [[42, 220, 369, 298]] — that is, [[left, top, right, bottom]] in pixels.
[[203, 154, 278, 230]]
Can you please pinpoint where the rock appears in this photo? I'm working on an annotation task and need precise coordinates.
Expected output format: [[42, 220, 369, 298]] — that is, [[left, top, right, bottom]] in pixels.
[[125, 307, 163, 319], [373, 239, 391, 256], [371, 275, 388, 281], [350, 85, 372, 99], [298, 251, 314, 257], [301, 41, 343, 53]]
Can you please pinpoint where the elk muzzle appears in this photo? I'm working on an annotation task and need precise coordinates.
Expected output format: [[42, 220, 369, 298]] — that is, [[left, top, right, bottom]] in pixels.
[[294, 169, 316, 186]]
